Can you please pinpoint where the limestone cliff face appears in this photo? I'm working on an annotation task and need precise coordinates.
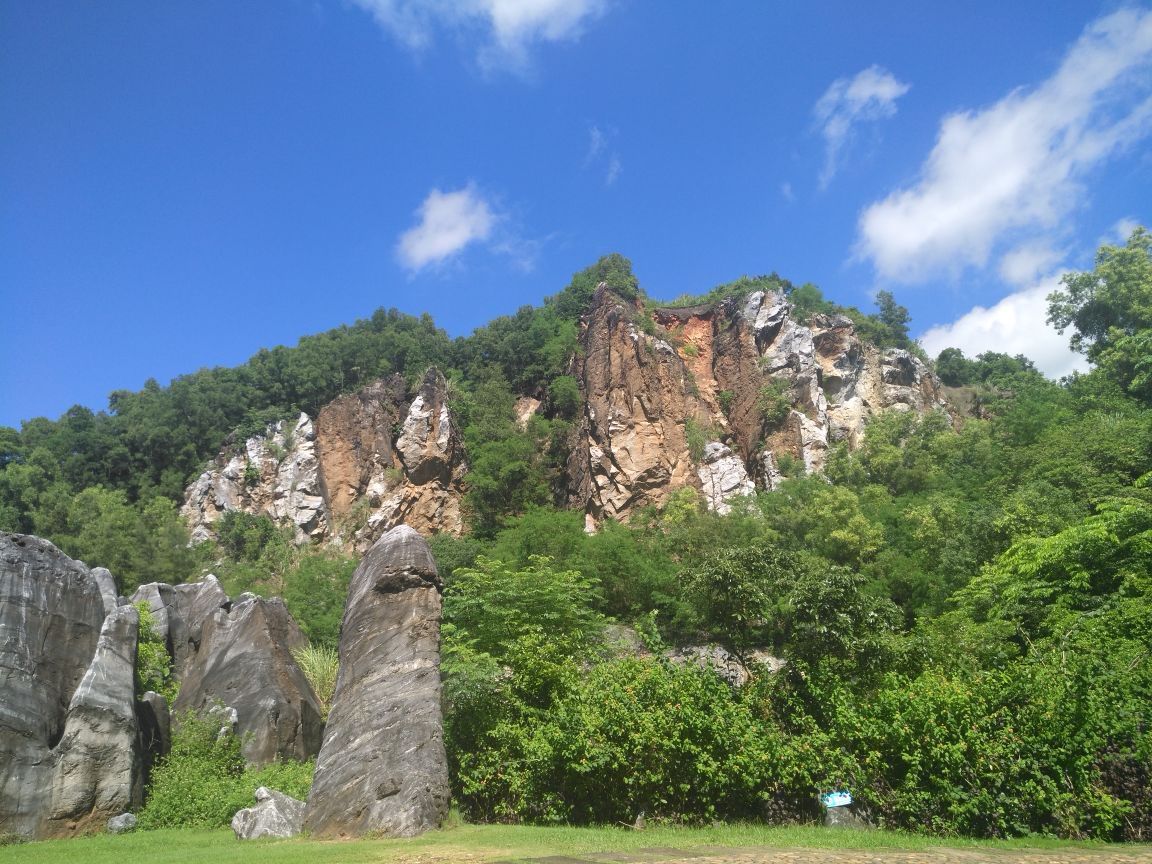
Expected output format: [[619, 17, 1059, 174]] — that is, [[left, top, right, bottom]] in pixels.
[[568, 286, 949, 524], [181, 368, 466, 548], [0, 533, 144, 839]]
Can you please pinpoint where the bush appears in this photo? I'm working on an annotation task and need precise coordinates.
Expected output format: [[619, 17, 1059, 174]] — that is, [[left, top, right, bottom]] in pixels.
[[138, 709, 314, 829]]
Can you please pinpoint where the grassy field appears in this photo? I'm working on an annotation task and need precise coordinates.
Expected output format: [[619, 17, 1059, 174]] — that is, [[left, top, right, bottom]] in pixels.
[[0, 822, 1132, 864]]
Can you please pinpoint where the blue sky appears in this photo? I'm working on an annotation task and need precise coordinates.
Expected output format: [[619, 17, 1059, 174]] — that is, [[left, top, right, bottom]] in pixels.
[[2, 1, 1151, 428]]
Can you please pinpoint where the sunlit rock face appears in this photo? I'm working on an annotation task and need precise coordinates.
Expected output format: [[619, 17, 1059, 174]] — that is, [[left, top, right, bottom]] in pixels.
[[0, 533, 142, 839], [172, 593, 323, 766], [563, 286, 949, 525], [303, 525, 450, 838], [181, 367, 466, 549]]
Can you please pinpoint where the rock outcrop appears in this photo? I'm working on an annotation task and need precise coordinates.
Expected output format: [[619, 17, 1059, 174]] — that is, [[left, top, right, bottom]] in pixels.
[[181, 414, 328, 545], [231, 787, 305, 840], [316, 369, 466, 550], [182, 369, 466, 550], [0, 533, 142, 840], [173, 594, 323, 766], [303, 525, 450, 838], [46, 604, 142, 836], [566, 286, 949, 524], [130, 575, 229, 678]]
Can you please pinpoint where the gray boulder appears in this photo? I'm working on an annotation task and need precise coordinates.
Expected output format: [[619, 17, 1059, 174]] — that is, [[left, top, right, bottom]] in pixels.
[[173, 595, 322, 766], [231, 787, 305, 840], [46, 604, 143, 835], [303, 525, 450, 838], [0, 533, 106, 839], [131, 576, 229, 679], [106, 813, 137, 834]]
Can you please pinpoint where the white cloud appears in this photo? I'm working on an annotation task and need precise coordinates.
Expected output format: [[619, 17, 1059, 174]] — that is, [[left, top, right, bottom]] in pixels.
[[998, 242, 1063, 287], [919, 278, 1090, 378], [584, 123, 622, 186], [857, 7, 1152, 284], [813, 65, 909, 188], [396, 184, 497, 272], [781, 181, 795, 203], [1110, 216, 1141, 243], [349, 0, 609, 70]]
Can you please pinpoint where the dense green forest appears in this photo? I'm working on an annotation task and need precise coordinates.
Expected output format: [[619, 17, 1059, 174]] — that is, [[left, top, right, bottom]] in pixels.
[[5, 231, 1152, 839]]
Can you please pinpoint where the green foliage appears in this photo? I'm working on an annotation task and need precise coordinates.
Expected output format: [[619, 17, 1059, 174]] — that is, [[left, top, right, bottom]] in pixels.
[[138, 708, 316, 831], [291, 644, 339, 720], [1049, 226, 1152, 401], [756, 378, 793, 428], [683, 417, 708, 462], [550, 253, 642, 321], [135, 602, 177, 702], [445, 555, 606, 658], [137, 710, 247, 830]]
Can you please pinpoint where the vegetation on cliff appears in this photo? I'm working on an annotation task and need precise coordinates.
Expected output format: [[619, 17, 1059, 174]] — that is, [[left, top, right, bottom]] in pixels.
[[2, 232, 1151, 838]]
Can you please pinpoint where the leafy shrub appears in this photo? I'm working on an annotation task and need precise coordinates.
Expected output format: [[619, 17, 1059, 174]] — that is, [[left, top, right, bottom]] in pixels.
[[683, 418, 708, 462], [138, 709, 315, 830], [137, 710, 247, 829], [135, 601, 176, 702], [757, 379, 792, 428]]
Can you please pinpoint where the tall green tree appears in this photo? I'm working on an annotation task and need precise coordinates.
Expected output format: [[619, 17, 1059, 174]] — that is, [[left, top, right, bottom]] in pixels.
[[1048, 226, 1152, 401]]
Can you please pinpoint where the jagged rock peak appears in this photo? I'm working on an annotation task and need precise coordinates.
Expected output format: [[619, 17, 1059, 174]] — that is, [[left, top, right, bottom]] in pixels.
[[569, 285, 949, 524], [181, 368, 467, 550]]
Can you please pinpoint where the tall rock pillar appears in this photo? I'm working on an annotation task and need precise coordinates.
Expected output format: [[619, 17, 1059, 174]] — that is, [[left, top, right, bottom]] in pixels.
[[303, 525, 450, 837]]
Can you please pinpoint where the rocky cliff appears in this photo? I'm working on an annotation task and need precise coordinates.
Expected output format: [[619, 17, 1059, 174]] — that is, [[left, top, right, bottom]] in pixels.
[[568, 286, 949, 525], [181, 289, 947, 541], [182, 368, 467, 550], [0, 533, 143, 839]]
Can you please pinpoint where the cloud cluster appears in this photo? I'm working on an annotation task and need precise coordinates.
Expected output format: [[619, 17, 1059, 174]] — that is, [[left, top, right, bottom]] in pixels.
[[396, 184, 497, 272], [350, 0, 609, 69], [857, 7, 1152, 284], [814, 65, 909, 188]]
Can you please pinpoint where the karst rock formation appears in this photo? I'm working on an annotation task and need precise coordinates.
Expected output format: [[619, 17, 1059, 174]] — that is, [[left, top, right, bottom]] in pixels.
[[180, 287, 947, 541], [303, 524, 450, 838], [181, 367, 467, 550]]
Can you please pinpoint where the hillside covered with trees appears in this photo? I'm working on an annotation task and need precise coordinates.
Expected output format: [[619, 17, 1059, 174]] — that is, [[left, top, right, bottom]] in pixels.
[[2, 229, 1151, 839]]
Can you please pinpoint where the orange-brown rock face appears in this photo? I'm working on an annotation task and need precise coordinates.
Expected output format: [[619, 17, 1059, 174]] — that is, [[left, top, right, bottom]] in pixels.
[[567, 289, 712, 525], [182, 368, 466, 549], [566, 287, 950, 523]]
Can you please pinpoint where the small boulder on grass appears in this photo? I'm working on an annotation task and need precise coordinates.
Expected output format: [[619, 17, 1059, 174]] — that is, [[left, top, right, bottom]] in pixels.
[[231, 787, 305, 840]]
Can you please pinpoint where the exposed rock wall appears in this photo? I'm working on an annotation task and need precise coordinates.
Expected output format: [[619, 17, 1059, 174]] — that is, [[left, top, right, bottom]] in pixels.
[[567, 289, 710, 522], [173, 595, 323, 765], [303, 525, 450, 838], [46, 604, 142, 836], [182, 368, 466, 550], [0, 533, 141, 839], [566, 287, 949, 522]]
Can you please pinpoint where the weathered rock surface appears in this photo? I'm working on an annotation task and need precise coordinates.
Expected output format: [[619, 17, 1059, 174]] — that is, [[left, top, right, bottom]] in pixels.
[[106, 812, 137, 834], [303, 525, 450, 838], [182, 414, 328, 545], [182, 369, 467, 550], [0, 534, 144, 840], [46, 604, 143, 836], [231, 787, 305, 840], [566, 287, 950, 524], [567, 288, 708, 524], [318, 369, 466, 551], [130, 575, 229, 678], [172, 594, 322, 766], [136, 690, 171, 784]]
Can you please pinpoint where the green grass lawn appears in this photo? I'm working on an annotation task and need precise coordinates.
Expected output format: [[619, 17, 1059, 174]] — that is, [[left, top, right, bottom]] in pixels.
[[1, 822, 1137, 864]]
